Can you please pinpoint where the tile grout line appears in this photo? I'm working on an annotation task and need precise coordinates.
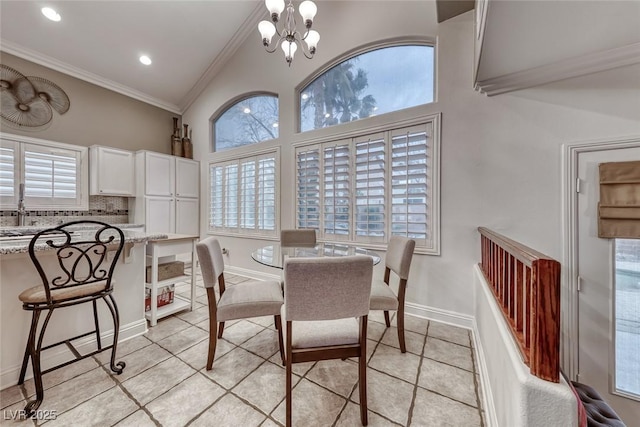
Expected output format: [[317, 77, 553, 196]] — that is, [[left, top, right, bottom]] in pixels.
[[406, 320, 430, 427]]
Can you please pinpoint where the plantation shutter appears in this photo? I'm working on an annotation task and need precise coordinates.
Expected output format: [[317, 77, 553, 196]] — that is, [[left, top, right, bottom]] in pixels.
[[390, 125, 429, 246], [0, 140, 18, 205], [599, 160, 640, 238], [257, 156, 276, 231], [354, 133, 386, 242], [23, 143, 80, 207], [296, 147, 321, 230], [224, 164, 238, 228], [210, 165, 225, 228], [240, 160, 256, 230], [323, 142, 350, 239]]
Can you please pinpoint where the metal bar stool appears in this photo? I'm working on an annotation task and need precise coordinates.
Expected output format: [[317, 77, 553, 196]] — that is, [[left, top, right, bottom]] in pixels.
[[17, 221, 126, 414]]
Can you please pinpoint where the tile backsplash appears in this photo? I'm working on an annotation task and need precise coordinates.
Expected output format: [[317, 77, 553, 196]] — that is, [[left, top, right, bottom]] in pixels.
[[0, 196, 129, 227]]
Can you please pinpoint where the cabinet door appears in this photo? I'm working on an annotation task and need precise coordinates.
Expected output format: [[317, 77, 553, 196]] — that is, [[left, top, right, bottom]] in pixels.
[[175, 198, 199, 235], [91, 147, 135, 196], [145, 152, 175, 196], [145, 197, 175, 234], [175, 158, 199, 198]]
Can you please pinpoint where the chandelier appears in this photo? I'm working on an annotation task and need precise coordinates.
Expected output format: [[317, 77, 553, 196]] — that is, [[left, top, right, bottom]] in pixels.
[[258, 0, 320, 66]]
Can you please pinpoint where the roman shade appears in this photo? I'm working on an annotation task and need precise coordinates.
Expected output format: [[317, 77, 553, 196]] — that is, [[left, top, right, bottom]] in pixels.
[[598, 160, 640, 238]]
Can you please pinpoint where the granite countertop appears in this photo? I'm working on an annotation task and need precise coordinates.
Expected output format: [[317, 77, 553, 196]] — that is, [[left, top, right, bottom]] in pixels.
[[0, 228, 168, 255]]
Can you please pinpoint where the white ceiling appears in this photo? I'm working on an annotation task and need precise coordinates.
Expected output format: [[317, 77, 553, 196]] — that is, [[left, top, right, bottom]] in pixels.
[[0, 0, 263, 113]]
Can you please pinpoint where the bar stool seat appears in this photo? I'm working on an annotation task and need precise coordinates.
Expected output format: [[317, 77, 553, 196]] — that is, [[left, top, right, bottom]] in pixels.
[[18, 221, 126, 415], [19, 280, 110, 304]]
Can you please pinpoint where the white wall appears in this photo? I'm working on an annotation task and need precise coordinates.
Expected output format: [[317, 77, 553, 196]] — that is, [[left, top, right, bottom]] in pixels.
[[183, 2, 640, 320]]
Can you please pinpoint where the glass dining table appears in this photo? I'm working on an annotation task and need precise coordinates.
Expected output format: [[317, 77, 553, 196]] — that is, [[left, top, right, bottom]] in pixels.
[[251, 242, 382, 269]]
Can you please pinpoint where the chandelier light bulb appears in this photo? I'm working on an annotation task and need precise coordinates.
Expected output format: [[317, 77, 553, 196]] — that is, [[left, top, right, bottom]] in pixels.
[[258, 20, 276, 45], [265, 0, 285, 19], [299, 1, 317, 26], [304, 30, 320, 53], [281, 40, 297, 64]]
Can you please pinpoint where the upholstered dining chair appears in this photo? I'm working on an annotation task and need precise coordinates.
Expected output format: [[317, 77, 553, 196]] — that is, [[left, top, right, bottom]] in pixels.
[[283, 256, 373, 426], [196, 237, 284, 370], [369, 236, 416, 353], [18, 221, 126, 414], [280, 229, 316, 247]]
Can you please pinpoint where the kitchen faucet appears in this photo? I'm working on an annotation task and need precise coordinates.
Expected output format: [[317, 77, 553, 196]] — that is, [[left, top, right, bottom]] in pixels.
[[17, 183, 26, 226]]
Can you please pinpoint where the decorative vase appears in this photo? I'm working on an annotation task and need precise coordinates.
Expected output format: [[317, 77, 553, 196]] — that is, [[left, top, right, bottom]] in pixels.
[[171, 117, 183, 157], [182, 124, 193, 159]]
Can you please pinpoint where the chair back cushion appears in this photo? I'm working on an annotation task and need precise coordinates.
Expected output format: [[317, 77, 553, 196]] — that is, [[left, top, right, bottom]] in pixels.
[[283, 255, 373, 321], [280, 229, 316, 247], [386, 236, 416, 280], [196, 237, 225, 289]]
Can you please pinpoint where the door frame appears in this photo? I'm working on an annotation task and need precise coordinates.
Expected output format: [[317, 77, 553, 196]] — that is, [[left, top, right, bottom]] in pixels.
[[561, 135, 640, 380]]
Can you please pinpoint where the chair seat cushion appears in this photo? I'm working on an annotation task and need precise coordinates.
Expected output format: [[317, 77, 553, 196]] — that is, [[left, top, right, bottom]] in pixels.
[[19, 280, 110, 304], [369, 279, 398, 310], [218, 280, 283, 321], [282, 305, 360, 348]]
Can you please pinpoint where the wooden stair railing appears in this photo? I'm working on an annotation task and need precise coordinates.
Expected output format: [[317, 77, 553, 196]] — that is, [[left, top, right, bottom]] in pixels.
[[478, 227, 561, 382]]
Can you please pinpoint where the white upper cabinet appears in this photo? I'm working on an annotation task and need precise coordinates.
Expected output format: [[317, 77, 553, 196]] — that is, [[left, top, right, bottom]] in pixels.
[[175, 158, 199, 198], [90, 145, 135, 196], [143, 151, 176, 197]]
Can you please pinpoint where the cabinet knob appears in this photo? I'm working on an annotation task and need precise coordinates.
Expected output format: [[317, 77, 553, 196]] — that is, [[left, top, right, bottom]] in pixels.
[[100, 190, 103, 193]]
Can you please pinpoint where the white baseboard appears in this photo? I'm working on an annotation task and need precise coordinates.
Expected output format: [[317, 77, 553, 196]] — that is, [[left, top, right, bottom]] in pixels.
[[0, 319, 147, 390], [471, 318, 498, 427], [225, 265, 281, 282], [405, 301, 475, 330]]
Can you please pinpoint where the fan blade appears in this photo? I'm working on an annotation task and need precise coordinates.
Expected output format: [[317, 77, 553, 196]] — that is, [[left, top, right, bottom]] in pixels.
[[13, 77, 37, 104], [0, 64, 27, 91], [1, 92, 53, 127], [28, 76, 70, 114]]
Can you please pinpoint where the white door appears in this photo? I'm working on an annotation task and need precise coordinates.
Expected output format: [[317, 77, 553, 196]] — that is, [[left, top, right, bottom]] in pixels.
[[92, 146, 135, 196], [145, 197, 175, 234], [144, 152, 175, 197], [175, 197, 199, 235], [577, 146, 640, 424], [175, 158, 199, 198]]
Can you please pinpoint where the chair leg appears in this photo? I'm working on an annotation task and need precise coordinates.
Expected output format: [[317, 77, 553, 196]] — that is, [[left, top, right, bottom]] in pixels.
[[359, 315, 368, 426], [24, 309, 53, 415], [275, 315, 284, 365], [383, 310, 391, 327], [274, 315, 280, 330], [397, 308, 406, 353], [286, 321, 293, 427], [217, 322, 225, 339], [206, 288, 217, 370], [18, 310, 40, 385], [103, 295, 125, 374], [92, 300, 102, 351]]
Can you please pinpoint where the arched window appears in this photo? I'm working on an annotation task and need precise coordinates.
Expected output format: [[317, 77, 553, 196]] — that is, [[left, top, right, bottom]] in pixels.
[[213, 94, 279, 152], [299, 44, 434, 132]]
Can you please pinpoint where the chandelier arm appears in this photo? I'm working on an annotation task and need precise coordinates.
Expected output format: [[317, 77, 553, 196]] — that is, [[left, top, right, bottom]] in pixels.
[[264, 34, 286, 54]]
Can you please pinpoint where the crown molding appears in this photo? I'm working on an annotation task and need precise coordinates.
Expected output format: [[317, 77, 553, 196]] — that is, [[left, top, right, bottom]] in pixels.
[[0, 39, 182, 114], [179, 3, 265, 113], [475, 42, 640, 96]]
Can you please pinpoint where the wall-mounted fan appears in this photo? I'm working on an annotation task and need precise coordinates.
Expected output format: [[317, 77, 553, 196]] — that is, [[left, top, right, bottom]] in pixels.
[[0, 64, 70, 128]]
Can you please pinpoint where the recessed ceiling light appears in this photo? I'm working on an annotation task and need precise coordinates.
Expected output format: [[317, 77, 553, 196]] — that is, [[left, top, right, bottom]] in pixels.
[[139, 55, 152, 65], [243, 107, 251, 114], [41, 7, 61, 22], [301, 93, 309, 100], [272, 122, 279, 128]]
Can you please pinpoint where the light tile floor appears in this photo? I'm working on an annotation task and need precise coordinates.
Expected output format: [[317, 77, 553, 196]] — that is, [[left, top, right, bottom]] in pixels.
[[1, 271, 485, 426]]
